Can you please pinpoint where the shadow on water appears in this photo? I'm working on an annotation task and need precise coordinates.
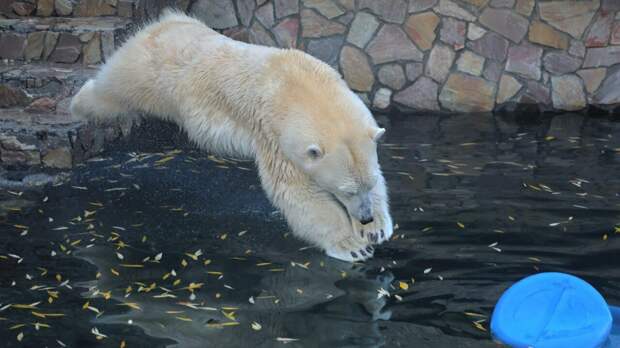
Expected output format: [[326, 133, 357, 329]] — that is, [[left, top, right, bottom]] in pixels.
[[0, 112, 619, 347]]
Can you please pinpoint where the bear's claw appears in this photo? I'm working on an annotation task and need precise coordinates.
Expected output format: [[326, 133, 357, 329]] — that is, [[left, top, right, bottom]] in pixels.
[[325, 236, 374, 262], [356, 220, 393, 246]]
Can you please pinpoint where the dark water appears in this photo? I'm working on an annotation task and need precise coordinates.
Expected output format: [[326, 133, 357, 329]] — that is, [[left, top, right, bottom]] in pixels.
[[1, 113, 619, 348]]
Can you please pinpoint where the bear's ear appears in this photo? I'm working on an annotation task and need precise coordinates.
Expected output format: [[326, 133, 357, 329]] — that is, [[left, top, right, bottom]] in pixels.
[[370, 128, 386, 142], [306, 144, 323, 160]]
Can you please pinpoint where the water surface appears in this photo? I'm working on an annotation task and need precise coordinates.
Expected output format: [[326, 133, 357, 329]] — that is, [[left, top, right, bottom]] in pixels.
[[1, 113, 619, 347]]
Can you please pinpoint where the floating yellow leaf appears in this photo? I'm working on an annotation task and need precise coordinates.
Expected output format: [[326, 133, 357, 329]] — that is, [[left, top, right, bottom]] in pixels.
[[118, 303, 142, 310], [399, 281, 409, 290], [473, 321, 487, 332], [155, 156, 175, 165], [120, 264, 144, 268]]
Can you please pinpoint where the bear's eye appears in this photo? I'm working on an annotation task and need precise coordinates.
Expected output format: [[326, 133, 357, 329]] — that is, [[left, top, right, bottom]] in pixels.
[[308, 148, 320, 158], [306, 145, 323, 160]]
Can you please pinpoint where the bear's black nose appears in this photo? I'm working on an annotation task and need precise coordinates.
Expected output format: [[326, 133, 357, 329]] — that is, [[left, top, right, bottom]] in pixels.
[[360, 217, 374, 225]]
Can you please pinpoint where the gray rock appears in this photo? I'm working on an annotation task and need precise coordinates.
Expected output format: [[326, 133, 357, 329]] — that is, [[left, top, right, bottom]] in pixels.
[[43, 32, 59, 60], [0, 33, 26, 60], [337, 12, 355, 25], [11, 2, 35, 16], [275, 0, 299, 18], [49, 33, 81, 64], [524, 80, 551, 105], [256, 3, 275, 28], [490, 0, 515, 8], [467, 23, 487, 41], [378, 64, 406, 89], [273, 18, 299, 48], [82, 33, 102, 65], [408, 0, 437, 12], [0, 85, 30, 108], [118, 0, 134, 17], [483, 60, 502, 82], [366, 24, 423, 64], [79, 32, 95, 43], [551, 74, 586, 111], [543, 52, 582, 75], [340, 45, 375, 92], [440, 17, 466, 50], [55, 0, 74, 16], [101, 32, 115, 62], [425, 45, 455, 82], [593, 65, 620, 104], [191, 0, 239, 29], [405, 62, 424, 81], [393, 77, 439, 110], [583, 46, 620, 68], [0, 150, 41, 166], [307, 35, 345, 68], [347, 12, 380, 49], [249, 21, 277, 47], [236, 0, 256, 27], [467, 32, 509, 61], [505, 42, 543, 80], [301, 9, 346, 38], [373, 88, 392, 109], [456, 50, 485, 76], [478, 8, 529, 43], [36, 0, 54, 16], [569, 40, 586, 58], [439, 73, 496, 112], [305, 0, 344, 19], [584, 11, 614, 47], [539, 0, 600, 39], [434, 0, 476, 22], [359, 0, 408, 24], [496, 74, 522, 104], [24, 32, 46, 61]]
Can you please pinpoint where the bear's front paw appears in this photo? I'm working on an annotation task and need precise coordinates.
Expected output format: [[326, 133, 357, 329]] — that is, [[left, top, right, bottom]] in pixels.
[[352, 210, 393, 246], [325, 236, 374, 262]]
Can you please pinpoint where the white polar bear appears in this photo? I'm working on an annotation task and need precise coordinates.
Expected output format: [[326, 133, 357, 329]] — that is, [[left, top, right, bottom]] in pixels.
[[70, 10, 393, 262]]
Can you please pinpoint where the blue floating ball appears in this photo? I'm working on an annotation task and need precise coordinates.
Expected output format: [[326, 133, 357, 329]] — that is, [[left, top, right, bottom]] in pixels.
[[491, 272, 613, 348]]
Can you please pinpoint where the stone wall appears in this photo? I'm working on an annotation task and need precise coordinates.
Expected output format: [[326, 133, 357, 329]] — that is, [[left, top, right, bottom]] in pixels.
[[142, 0, 620, 114]]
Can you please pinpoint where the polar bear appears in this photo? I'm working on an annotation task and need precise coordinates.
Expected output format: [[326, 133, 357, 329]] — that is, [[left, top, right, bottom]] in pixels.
[[70, 10, 393, 262]]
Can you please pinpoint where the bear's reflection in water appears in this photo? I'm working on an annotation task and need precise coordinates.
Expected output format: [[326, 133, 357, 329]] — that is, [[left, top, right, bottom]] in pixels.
[[75, 245, 393, 348]]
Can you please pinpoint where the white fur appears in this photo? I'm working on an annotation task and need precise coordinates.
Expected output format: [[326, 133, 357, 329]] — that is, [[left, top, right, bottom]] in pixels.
[[70, 10, 393, 262]]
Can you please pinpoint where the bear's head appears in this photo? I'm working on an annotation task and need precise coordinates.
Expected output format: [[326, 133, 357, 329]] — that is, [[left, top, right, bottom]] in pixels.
[[273, 57, 385, 225]]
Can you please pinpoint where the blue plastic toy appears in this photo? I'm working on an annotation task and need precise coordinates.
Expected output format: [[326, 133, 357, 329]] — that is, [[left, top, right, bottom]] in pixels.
[[491, 272, 619, 348]]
